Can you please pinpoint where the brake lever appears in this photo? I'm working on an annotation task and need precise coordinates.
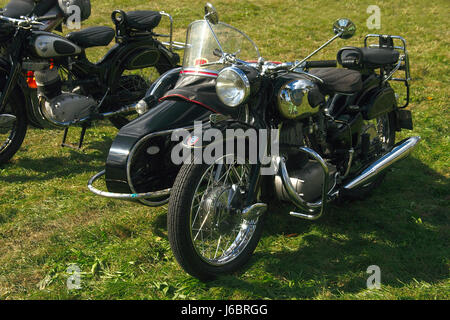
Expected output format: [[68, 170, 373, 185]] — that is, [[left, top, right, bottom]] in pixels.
[[18, 16, 45, 28]]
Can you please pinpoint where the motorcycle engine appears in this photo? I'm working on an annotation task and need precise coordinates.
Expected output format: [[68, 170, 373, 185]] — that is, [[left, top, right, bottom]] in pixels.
[[34, 68, 96, 124], [274, 160, 337, 202]]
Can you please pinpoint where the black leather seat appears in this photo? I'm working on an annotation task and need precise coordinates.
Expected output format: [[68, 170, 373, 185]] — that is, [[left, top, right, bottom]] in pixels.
[[3, 0, 34, 18], [67, 26, 115, 49], [124, 11, 161, 31], [310, 68, 363, 94], [338, 47, 400, 68], [4, 0, 59, 18]]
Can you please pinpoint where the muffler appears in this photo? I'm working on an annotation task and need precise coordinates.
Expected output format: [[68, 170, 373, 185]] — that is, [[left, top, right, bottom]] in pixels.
[[343, 136, 421, 190]]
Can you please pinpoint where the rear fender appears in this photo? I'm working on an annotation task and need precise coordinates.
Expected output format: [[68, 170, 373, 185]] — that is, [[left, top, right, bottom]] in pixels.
[[359, 86, 397, 120]]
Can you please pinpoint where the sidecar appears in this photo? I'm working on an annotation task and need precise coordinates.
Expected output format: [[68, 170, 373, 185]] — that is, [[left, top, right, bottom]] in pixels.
[[88, 68, 214, 206]]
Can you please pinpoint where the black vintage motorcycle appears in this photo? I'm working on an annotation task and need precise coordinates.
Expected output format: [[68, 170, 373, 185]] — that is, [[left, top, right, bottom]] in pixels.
[[89, 4, 420, 280], [0, 3, 181, 164]]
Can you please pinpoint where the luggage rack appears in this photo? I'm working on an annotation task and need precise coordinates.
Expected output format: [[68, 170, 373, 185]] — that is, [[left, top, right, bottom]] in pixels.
[[156, 12, 186, 51], [364, 34, 411, 108]]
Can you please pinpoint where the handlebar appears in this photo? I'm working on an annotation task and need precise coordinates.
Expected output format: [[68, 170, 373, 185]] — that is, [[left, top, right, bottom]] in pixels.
[[0, 15, 49, 28], [304, 60, 337, 68], [35, 15, 59, 22], [266, 59, 337, 73]]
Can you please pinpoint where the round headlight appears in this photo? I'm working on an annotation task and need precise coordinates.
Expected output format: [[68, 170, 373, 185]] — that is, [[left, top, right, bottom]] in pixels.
[[216, 67, 250, 107]]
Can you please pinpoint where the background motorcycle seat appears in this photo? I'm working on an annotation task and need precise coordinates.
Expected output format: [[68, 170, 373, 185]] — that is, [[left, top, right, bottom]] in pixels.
[[66, 26, 115, 48], [3, 0, 35, 18], [124, 10, 162, 31], [337, 46, 400, 69]]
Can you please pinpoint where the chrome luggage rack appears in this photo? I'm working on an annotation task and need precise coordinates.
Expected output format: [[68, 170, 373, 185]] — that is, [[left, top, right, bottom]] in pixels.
[[156, 12, 186, 51], [364, 34, 411, 108]]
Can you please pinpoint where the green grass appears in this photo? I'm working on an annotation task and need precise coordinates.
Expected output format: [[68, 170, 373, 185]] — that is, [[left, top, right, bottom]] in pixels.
[[0, 0, 449, 299]]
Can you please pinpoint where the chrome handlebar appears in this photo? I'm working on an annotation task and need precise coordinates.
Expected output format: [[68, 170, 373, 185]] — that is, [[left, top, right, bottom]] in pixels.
[[0, 15, 46, 29]]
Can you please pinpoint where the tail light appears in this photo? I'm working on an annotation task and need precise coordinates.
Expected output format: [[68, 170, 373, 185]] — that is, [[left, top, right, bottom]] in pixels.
[[26, 71, 37, 89]]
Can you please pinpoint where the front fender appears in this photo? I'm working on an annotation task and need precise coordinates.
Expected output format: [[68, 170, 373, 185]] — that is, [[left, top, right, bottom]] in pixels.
[[105, 99, 212, 193]]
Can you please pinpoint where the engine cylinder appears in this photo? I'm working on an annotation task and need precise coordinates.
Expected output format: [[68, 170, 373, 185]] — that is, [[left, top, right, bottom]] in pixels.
[[274, 160, 336, 202], [35, 68, 62, 100]]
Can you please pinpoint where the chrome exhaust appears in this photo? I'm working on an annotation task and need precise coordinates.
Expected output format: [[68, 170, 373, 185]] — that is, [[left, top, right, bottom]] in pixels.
[[278, 136, 420, 220], [344, 136, 421, 190]]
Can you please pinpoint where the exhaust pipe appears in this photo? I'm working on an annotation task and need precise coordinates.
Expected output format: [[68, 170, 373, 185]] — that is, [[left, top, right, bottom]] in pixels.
[[344, 136, 421, 190]]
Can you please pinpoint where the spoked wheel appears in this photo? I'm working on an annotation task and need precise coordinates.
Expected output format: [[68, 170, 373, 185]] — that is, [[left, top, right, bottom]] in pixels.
[[109, 55, 176, 129], [168, 155, 265, 280], [344, 111, 396, 199], [0, 92, 27, 164]]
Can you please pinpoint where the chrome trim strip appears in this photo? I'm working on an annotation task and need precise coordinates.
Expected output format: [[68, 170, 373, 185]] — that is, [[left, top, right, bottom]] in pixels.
[[88, 170, 171, 200]]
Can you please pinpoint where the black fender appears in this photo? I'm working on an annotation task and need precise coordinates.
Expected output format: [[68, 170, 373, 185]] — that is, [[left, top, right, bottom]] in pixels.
[[120, 41, 180, 71], [178, 120, 271, 206], [356, 82, 397, 120], [156, 42, 180, 67], [105, 99, 212, 194], [94, 39, 178, 89]]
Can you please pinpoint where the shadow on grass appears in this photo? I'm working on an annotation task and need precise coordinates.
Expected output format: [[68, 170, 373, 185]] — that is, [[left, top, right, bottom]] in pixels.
[[0, 135, 113, 183], [213, 157, 449, 298]]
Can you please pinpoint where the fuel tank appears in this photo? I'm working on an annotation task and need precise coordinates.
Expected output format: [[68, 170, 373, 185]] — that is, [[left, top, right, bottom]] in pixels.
[[30, 31, 82, 58]]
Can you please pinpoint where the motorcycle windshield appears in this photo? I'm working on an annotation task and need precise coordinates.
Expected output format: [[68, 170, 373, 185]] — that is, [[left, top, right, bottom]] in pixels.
[[182, 20, 260, 75]]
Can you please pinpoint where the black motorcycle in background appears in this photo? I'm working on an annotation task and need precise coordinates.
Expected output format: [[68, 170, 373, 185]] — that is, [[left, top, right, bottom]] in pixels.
[[0, 1, 180, 164], [89, 3, 420, 280]]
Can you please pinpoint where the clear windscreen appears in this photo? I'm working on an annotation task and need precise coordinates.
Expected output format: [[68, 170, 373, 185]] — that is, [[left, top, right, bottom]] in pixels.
[[182, 20, 260, 73]]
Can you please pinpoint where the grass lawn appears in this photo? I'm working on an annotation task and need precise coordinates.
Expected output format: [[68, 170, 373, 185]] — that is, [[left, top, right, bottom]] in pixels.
[[0, 0, 448, 299]]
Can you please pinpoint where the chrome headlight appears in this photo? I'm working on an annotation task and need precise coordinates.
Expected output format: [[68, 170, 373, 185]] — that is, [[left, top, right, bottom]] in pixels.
[[216, 67, 250, 107], [277, 79, 319, 120]]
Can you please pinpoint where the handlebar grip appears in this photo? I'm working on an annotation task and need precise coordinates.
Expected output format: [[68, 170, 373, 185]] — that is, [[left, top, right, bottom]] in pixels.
[[305, 60, 337, 68], [35, 15, 58, 22]]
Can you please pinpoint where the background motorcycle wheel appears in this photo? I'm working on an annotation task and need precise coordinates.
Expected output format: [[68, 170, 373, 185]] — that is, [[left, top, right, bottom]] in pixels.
[[109, 55, 176, 129], [343, 111, 396, 199], [168, 155, 265, 280], [0, 90, 28, 165]]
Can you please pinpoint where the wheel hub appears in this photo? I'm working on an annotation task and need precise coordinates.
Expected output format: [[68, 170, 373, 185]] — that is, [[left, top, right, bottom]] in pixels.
[[201, 184, 243, 233]]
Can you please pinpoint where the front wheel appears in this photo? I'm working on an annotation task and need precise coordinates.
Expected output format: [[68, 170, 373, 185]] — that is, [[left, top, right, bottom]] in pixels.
[[168, 155, 264, 280], [0, 91, 27, 164]]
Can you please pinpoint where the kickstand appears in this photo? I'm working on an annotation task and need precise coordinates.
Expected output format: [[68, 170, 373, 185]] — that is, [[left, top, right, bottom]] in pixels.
[[61, 123, 89, 150]]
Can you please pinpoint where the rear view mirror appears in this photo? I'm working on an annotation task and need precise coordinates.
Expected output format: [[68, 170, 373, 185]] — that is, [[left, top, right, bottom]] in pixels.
[[333, 18, 356, 39], [204, 3, 219, 25]]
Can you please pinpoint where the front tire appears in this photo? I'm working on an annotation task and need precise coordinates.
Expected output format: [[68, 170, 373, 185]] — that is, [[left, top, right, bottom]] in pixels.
[[168, 156, 264, 280]]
